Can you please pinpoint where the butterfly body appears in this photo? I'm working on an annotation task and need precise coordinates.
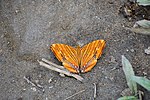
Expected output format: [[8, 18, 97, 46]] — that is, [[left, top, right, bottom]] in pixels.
[[50, 40, 106, 73]]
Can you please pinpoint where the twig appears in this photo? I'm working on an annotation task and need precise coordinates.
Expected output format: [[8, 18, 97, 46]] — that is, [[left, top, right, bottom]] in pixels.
[[38, 59, 84, 82], [42, 58, 64, 69], [24, 76, 44, 89], [64, 90, 85, 100], [93, 83, 97, 99], [139, 90, 144, 100], [24, 76, 36, 86]]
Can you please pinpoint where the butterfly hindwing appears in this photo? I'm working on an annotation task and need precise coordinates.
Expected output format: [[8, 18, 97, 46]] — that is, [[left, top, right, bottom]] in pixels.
[[50, 44, 80, 73]]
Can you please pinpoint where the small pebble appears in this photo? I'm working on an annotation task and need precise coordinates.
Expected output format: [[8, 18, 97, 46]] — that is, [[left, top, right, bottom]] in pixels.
[[22, 88, 26, 91], [38, 74, 42, 78], [145, 47, 150, 54], [31, 87, 37, 91], [130, 49, 134, 52], [48, 78, 52, 83], [49, 86, 53, 89], [15, 9, 19, 13], [109, 56, 116, 63], [59, 73, 65, 77], [143, 72, 147, 75], [35, 80, 39, 83]]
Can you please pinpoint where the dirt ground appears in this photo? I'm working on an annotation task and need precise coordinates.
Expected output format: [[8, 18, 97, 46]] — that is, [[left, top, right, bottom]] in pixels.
[[0, 0, 150, 100]]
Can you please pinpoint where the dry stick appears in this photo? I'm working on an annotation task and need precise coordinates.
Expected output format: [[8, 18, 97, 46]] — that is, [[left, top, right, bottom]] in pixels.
[[24, 76, 36, 86], [38, 60, 84, 82], [93, 83, 97, 99], [24, 76, 43, 89], [64, 90, 85, 100], [42, 58, 64, 69], [139, 90, 144, 100]]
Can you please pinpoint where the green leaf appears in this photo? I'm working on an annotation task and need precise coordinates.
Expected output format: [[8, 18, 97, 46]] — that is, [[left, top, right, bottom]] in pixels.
[[127, 27, 150, 35], [126, 20, 150, 35], [117, 96, 137, 100], [131, 76, 150, 91], [137, 0, 150, 6], [134, 20, 150, 28], [122, 55, 137, 94]]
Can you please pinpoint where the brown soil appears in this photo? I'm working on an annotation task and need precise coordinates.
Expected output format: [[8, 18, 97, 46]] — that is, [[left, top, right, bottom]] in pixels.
[[0, 0, 150, 100]]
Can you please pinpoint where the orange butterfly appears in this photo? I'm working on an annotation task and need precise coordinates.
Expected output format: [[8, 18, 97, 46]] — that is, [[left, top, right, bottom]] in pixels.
[[50, 40, 106, 73]]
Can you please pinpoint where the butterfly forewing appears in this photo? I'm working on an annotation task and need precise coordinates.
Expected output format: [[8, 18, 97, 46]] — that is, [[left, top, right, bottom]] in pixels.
[[51, 44, 80, 73], [95, 40, 106, 59], [80, 40, 97, 66], [80, 40, 106, 73]]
